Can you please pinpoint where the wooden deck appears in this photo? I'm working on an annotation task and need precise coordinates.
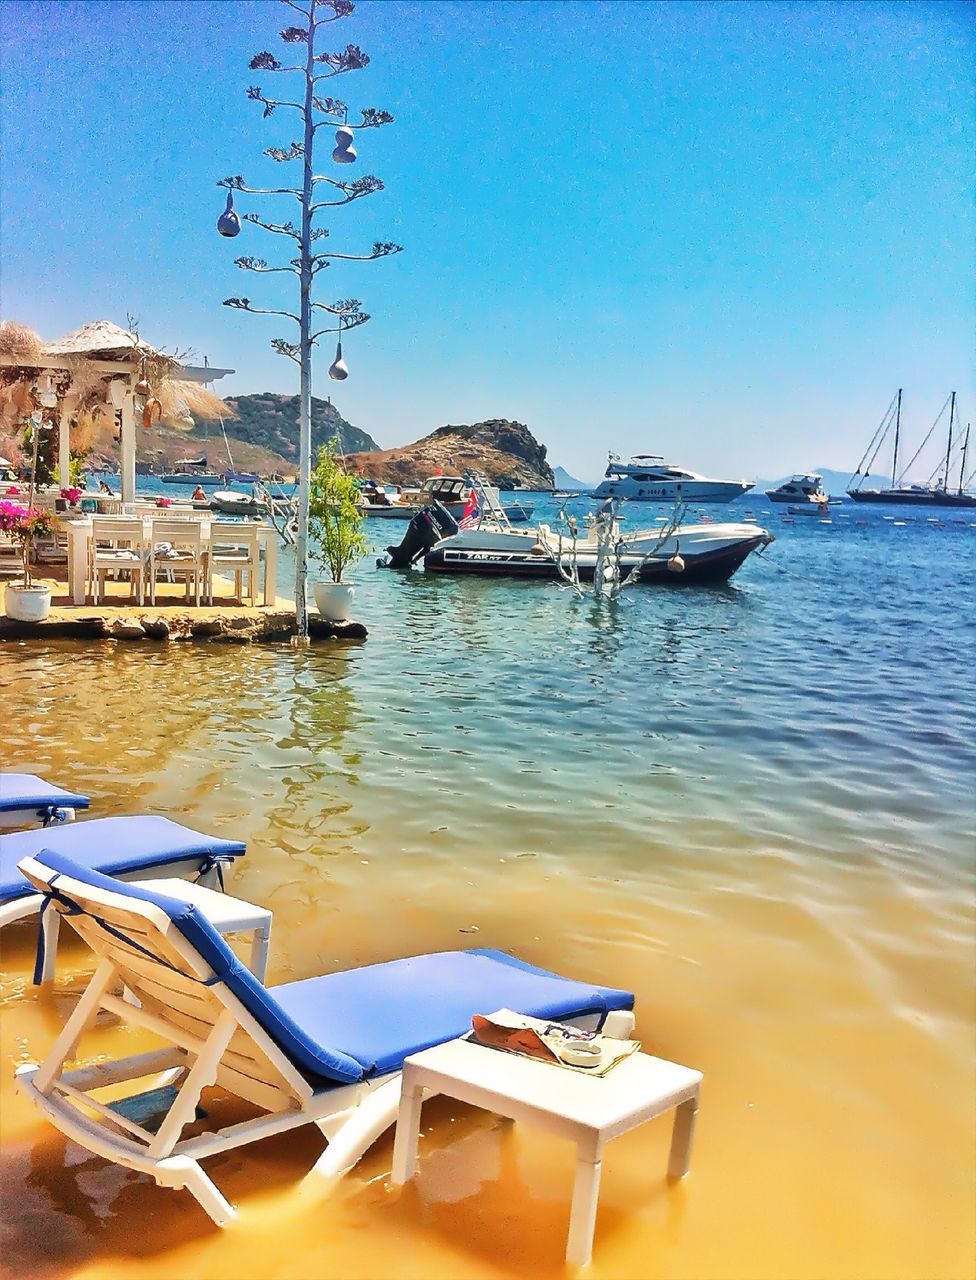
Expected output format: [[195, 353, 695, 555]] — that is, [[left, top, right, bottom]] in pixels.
[[0, 572, 366, 643]]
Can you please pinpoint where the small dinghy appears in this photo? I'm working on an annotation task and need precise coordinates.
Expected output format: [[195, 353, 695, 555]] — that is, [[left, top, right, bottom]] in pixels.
[[210, 490, 268, 517]]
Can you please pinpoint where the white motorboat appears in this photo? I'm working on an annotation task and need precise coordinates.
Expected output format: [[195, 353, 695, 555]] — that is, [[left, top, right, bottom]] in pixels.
[[361, 476, 533, 523], [384, 481, 772, 585], [766, 473, 830, 504], [210, 489, 268, 517], [161, 459, 223, 486], [592, 454, 753, 503]]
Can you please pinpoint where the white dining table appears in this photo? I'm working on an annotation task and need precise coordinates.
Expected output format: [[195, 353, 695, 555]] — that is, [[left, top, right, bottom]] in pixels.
[[62, 517, 278, 608]]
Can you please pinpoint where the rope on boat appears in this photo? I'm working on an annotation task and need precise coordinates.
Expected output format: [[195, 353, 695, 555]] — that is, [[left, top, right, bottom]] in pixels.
[[848, 391, 899, 489], [611, 500, 688, 595]]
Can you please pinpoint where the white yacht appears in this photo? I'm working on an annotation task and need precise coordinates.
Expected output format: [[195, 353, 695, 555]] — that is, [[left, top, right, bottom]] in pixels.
[[765, 473, 829, 505], [592, 454, 753, 503]]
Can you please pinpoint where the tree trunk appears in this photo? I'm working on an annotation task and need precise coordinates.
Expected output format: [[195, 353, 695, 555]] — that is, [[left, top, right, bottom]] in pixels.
[[293, 0, 319, 642]]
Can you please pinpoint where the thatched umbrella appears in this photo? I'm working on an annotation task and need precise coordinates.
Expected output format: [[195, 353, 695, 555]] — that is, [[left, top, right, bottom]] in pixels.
[[0, 320, 234, 496], [155, 379, 236, 430]]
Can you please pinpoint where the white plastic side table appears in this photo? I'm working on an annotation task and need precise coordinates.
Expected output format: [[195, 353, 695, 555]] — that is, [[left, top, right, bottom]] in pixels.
[[138, 878, 273, 981], [391, 1037, 702, 1268]]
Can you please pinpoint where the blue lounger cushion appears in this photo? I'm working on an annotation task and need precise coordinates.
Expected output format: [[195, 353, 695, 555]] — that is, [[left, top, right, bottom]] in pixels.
[[270, 951, 634, 1077], [1, 816, 245, 905], [0, 774, 90, 816], [27, 849, 634, 1091]]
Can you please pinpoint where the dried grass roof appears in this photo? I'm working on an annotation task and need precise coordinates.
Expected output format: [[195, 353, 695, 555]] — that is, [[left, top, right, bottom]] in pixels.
[[156, 379, 235, 429], [42, 319, 172, 365], [0, 322, 44, 361]]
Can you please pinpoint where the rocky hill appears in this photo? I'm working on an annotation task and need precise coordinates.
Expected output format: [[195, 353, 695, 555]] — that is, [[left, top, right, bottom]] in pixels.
[[130, 393, 378, 477], [342, 419, 554, 488], [223, 393, 378, 463]]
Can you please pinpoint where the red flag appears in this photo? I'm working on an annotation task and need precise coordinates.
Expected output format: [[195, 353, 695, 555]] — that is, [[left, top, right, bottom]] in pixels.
[[458, 488, 479, 530]]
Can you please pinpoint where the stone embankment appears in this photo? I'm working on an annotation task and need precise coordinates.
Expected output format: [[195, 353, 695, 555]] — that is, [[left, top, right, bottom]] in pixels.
[[0, 605, 366, 643]]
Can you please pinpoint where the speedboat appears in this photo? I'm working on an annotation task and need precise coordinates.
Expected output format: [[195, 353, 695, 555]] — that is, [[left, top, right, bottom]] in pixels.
[[766, 473, 831, 504], [362, 476, 533, 523], [383, 483, 772, 585], [592, 454, 753, 503]]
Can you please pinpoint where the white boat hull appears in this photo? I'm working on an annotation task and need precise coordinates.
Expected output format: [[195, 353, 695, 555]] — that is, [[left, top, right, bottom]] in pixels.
[[591, 478, 753, 503], [210, 491, 268, 516], [425, 521, 771, 583]]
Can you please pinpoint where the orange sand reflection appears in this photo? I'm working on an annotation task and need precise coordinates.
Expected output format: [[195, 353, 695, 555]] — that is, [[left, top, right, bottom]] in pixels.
[[1, 641, 973, 1280]]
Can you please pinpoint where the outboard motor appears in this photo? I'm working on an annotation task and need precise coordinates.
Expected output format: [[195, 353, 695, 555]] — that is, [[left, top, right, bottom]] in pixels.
[[381, 501, 459, 569]]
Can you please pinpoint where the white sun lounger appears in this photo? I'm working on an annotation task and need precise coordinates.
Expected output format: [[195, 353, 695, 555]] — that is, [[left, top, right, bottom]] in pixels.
[[15, 849, 636, 1226], [0, 817, 245, 982], [0, 773, 91, 828]]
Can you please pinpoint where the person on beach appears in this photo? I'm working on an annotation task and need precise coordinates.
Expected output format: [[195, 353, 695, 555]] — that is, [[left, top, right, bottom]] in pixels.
[[99, 480, 114, 495], [191, 485, 207, 501]]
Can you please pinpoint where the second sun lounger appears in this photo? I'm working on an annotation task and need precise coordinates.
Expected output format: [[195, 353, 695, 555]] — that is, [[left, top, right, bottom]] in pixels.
[[0, 816, 246, 981], [15, 849, 635, 1226], [0, 773, 91, 828]]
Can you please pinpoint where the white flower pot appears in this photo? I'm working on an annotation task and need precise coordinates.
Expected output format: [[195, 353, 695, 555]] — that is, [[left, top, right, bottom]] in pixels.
[[312, 581, 354, 622], [4, 583, 52, 623]]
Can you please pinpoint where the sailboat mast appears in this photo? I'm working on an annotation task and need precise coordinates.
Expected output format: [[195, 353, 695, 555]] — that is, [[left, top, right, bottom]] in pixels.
[[891, 388, 902, 486], [941, 391, 956, 491], [959, 424, 970, 496]]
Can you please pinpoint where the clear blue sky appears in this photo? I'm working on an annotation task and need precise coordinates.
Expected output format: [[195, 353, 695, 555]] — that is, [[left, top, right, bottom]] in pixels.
[[1, 0, 972, 481]]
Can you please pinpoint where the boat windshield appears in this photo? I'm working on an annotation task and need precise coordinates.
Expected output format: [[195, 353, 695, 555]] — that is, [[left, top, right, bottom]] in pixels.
[[420, 477, 467, 498]]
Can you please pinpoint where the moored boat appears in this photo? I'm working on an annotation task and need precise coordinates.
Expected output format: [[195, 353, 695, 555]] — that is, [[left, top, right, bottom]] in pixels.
[[848, 391, 976, 508], [766, 473, 831, 504], [383, 481, 771, 585], [210, 489, 268, 517], [593, 454, 753, 503], [361, 476, 533, 523], [424, 522, 770, 583], [161, 459, 224, 486]]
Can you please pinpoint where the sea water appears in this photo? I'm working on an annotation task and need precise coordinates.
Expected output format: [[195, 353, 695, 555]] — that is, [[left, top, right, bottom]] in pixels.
[[1, 495, 973, 1280]]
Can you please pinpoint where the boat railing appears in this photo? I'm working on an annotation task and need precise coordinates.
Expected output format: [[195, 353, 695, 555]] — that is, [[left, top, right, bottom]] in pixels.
[[467, 475, 512, 529]]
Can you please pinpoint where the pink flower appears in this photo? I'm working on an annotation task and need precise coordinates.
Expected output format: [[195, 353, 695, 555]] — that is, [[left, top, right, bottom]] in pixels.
[[60, 487, 82, 502]]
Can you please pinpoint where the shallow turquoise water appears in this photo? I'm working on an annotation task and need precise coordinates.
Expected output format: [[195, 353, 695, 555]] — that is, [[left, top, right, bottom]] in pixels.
[[6, 494, 975, 887]]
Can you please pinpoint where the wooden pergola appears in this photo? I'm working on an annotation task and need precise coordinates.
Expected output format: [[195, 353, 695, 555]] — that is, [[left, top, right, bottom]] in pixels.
[[0, 321, 234, 504]]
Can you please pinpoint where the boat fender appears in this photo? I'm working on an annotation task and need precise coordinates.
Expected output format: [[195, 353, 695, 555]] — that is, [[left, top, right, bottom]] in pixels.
[[666, 545, 685, 573], [529, 542, 547, 555]]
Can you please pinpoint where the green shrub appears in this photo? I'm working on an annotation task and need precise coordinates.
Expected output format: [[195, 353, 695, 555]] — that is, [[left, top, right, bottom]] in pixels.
[[308, 439, 367, 583]]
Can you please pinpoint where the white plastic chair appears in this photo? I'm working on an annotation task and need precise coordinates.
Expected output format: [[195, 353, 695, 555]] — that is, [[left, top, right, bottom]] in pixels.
[[149, 519, 205, 605], [89, 517, 147, 605], [206, 521, 261, 605]]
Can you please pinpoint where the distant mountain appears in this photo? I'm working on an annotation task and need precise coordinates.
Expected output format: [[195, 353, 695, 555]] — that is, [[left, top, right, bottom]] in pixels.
[[222, 393, 378, 466], [342, 419, 555, 489], [553, 465, 591, 490]]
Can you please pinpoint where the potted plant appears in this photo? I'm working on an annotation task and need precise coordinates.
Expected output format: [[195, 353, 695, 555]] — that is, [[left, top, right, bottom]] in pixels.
[[1, 500, 55, 621], [308, 439, 367, 621]]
